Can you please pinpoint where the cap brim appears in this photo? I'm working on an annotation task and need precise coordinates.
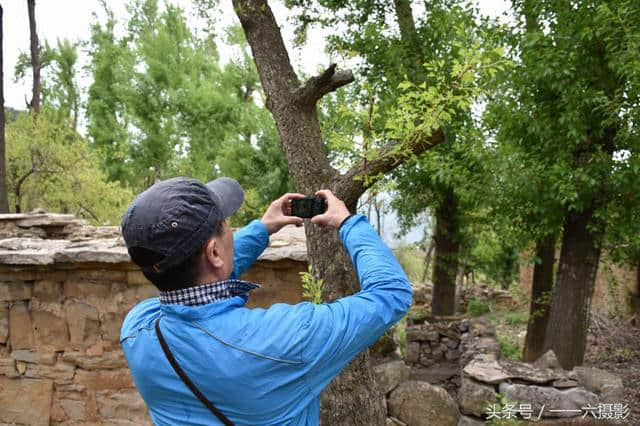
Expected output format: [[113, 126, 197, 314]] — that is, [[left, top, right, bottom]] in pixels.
[[206, 177, 244, 219]]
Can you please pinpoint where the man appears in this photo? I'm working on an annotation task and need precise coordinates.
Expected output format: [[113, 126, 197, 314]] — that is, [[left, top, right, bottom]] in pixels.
[[120, 176, 412, 425]]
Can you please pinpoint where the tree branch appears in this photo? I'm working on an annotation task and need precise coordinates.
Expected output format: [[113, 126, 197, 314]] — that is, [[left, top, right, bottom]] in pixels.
[[294, 64, 354, 107], [337, 127, 445, 206]]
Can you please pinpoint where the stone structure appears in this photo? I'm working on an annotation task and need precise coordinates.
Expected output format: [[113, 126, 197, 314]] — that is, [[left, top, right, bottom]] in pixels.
[[458, 351, 625, 424], [0, 213, 307, 425], [404, 316, 500, 396]]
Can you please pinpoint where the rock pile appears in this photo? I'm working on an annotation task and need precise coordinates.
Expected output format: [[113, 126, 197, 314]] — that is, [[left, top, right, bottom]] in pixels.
[[458, 350, 626, 424], [404, 317, 500, 395], [373, 361, 461, 426]]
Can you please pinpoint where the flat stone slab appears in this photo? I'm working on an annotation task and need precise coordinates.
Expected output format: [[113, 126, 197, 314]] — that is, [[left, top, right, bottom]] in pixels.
[[0, 239, 70, 265], [54, 239, 130, 264], [463, 358, 566, 385], [0, 216, 309, 266], [258, 225, 307, 262]]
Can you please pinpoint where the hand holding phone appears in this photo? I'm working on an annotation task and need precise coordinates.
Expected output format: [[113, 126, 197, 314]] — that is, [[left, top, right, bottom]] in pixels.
[[290, 197, 327, 218]]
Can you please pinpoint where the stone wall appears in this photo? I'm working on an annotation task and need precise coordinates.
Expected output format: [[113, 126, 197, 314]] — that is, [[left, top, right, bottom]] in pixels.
[[404, 316, 500, 397], [0, 213, 307, 425]]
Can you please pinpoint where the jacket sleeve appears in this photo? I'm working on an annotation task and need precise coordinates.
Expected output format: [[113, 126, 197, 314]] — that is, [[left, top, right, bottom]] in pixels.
[[299, 214, 412, 394], [230, 220, 269, 279]]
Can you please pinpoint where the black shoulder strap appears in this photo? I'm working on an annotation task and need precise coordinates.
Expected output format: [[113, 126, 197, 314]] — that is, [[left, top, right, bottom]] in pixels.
[[154, 317, 234, 426]]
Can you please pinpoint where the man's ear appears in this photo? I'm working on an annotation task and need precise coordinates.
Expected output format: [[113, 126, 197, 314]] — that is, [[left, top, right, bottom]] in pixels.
[[204, 237, 224, 269]]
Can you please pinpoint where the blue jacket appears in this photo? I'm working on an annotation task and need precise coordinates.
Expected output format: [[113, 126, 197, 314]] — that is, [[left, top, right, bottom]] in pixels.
[[120, 214, 412, 425]]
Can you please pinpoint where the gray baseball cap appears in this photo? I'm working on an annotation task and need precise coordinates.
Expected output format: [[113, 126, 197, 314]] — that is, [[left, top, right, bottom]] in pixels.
[[121, 177, 244, 273]]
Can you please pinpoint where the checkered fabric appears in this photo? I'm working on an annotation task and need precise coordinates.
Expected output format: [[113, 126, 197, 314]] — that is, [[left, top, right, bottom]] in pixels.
[[159, 279, 260, 306]]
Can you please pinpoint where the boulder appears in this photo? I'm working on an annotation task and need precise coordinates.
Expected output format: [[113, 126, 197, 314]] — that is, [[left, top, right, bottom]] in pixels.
[[374, 361, 411, 395], [533, 350, 563, 371], [571, 366, 624, 402], [459, 377, 498, 417], [388, 381, 460, 426], [499, 383, 599, 418]]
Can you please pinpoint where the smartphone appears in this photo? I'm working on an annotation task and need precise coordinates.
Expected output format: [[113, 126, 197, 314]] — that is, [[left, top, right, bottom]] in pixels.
[[290, 197, 327, 218]]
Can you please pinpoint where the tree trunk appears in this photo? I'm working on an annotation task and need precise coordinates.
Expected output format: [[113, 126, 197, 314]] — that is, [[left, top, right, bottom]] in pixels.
[[500, 246, 517, 290], [543, 208, 602, 369], [431, 185, 459, 316], [27, 0, 41, 114], [523, 234, 555, 362], [0, 5, 10, 213], [232, 2, 442, 423], [421, 236, 435, 283], [634, 261, 640, 326]]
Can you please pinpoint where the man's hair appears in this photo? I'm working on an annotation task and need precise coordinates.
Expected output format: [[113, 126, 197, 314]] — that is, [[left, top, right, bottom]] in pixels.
[[130, 221, 226, 292]]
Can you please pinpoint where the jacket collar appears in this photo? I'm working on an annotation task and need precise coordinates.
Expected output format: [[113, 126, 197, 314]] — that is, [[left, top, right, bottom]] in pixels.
[[159, 279, 260, 307]]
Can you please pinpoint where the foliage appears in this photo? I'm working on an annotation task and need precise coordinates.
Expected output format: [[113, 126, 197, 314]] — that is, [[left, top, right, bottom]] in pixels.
[[498, 334, 522, 361], [5, 111, 132, 224], [394, 244, 426, 283], [300, 265, 324, 304], [86, 0, 291, 215], [504, 311, 527, 326], [467, 298, 490, 317], [15, 38, 81, 128], [485, 0, 640, 256]]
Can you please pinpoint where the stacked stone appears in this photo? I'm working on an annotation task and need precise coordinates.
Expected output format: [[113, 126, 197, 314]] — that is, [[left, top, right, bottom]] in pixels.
[[0, 212, 310, 425], [0, 262, 156, 425], [405, 317, 500, 370], [458, 317, 500, 368], [405, 318, 463, 367], [458, 351, 624, 425]]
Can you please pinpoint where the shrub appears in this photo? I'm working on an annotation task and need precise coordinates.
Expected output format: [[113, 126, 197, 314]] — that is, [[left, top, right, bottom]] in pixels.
[[467, 298, 491, 316]]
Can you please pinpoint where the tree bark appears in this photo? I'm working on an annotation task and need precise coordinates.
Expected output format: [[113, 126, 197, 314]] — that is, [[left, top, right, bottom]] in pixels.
[[232, 1, 442, 423], [523, 234, 555, 362], [27, 0, 41, 114], [0, 5, 10, 213], [421, 236, 435, 283], [543, 207, 602, 369], [431, 185, 459, 316], [634, 260, 640, 326], [392, 0, 423, 80]]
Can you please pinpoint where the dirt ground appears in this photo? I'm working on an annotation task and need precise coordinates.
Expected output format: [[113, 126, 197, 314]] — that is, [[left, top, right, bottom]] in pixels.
[[583, 316, 640, 426]]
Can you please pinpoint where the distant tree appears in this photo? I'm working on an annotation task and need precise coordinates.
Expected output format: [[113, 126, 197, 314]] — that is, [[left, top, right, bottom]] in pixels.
[[87, 0, 290, 208], [15, 39, 81, 129], [0, 4, 9, 212], [5, 111, 131, 223]]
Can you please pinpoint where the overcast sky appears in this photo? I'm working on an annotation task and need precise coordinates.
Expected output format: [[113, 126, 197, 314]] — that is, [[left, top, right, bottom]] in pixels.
[[2, 0, 510, 110]]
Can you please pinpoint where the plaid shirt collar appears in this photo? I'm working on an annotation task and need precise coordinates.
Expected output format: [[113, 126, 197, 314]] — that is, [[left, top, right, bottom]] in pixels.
[[159, 279, 260, 306]]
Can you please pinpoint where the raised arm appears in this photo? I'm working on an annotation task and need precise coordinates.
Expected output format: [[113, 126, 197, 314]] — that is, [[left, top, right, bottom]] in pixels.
[[231, 193, 305, 278], [297, 191, 412, 391]]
